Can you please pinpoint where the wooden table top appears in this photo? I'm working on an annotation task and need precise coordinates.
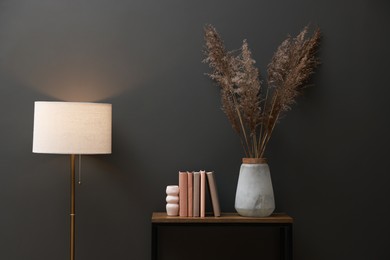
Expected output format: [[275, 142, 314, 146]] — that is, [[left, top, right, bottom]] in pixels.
[[152, 212, 293, 224]]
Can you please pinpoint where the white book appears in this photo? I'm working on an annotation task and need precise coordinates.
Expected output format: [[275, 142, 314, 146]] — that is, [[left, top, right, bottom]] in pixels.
[[193, 172, 200, 217], [200, 170, 206, 217]]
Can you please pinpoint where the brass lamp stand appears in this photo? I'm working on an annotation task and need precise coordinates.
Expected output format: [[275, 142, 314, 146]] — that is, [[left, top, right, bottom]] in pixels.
[[70, 154, 76, 260]]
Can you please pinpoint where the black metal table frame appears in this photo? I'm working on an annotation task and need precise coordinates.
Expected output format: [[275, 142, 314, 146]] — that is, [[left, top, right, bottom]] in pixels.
[[151, 222, 293, 260]]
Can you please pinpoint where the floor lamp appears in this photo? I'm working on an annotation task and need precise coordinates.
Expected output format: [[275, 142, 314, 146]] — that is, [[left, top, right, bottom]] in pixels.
[[32, 101, 112, 260]]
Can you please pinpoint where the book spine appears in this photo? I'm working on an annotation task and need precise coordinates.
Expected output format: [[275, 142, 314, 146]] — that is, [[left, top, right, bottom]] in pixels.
[[193, 172, 200, 217], [200, 170, 206, 217], [206, 171, 221, 217], [187, 171, 193, 217], [179, 171, 188, 217]]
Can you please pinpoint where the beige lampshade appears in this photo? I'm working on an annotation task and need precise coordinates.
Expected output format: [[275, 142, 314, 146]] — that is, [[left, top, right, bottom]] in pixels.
[[33, 101, 112, 154]]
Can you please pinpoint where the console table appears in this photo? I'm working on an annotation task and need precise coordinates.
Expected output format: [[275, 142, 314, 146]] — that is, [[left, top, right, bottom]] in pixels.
[[151, 212, 293, 260]]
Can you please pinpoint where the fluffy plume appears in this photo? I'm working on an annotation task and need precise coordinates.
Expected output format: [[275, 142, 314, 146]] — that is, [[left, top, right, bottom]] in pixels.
[[203, 25, 241, 135], [204, 25, 321, 158]]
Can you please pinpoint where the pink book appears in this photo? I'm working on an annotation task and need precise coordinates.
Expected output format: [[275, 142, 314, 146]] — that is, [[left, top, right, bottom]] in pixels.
[[200, 170, 206, 217], [179, 171, 188, 217], [187, 171, 193, 217]]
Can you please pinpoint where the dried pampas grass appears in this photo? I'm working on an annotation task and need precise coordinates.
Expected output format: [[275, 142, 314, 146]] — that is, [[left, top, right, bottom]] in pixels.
[[203, 24, 321, 158]]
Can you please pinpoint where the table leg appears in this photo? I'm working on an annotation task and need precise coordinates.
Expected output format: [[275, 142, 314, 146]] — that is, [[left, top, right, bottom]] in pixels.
[[152, 224, 158, 260], [280, 224, 293, 260]]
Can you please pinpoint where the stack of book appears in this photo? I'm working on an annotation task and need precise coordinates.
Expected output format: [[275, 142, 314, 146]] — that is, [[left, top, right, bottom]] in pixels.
[[179, 171, 221, 217]]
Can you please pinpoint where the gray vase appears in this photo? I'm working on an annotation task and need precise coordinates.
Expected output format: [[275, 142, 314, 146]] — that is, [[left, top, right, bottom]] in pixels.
[[235, 158, 275, 217]]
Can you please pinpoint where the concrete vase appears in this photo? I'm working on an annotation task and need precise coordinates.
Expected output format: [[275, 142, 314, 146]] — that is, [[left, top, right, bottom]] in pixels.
[[235, 158, 275, 217]]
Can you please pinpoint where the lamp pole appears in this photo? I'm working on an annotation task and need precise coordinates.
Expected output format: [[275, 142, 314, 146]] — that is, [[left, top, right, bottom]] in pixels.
[[70, 154, 76, 260]]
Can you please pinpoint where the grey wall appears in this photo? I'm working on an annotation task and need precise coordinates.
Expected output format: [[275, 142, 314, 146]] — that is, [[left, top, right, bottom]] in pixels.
[[1, 0, 389, 259]]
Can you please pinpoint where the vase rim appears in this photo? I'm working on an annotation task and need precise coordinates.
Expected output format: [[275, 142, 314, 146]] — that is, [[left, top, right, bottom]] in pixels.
[[242, 158, 267, 164]]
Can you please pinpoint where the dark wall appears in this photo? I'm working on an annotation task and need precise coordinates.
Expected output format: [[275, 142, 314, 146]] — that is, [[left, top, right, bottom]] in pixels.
[[1, 0, 389, 259]]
